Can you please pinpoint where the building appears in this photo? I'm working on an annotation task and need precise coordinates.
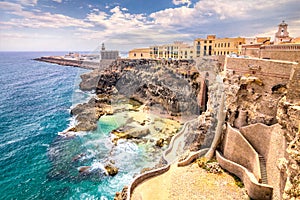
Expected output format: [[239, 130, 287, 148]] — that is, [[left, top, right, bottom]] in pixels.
[[179, 46, 194, 59], [100, 43, 119, 60], [214, 37, 245, 55], [194, 35, 216, 57], [241, 37, 271, 58], [149, 41, 192, 60], [241, 21, 300, 62], [128, 48, 150, 59], [274, 20, 292, 44], [194, 35, 247, 57]]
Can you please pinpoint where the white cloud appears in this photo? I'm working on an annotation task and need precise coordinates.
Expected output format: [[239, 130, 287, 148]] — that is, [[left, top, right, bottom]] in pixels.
[[18, 0, 38, 6], [52, 0, 62, 3], [172, 0, 191, 7], [0, 2, 23, 12], [0, 9, 93, 28], [1, 0, 300, 51], [88, 6, 148, 32]]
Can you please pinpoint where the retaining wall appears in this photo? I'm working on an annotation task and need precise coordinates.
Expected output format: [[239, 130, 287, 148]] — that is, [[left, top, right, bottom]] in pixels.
[[177, 148, 209, 167], [127, 164, 171, 200], [223, 124, 262, 182], [240, 123, 287, 199], [226, 57, 296, 90], [127, 119, 196, 199], [216, 151, 273, 200]]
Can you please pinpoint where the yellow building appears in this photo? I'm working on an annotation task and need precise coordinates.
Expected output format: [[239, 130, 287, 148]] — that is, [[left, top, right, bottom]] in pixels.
[[194, 35, 251, 56], [128, 48, 150, 59], [214, 37, 245, 55], [194, 35, 216, 57], [149, 41, 192, 59]]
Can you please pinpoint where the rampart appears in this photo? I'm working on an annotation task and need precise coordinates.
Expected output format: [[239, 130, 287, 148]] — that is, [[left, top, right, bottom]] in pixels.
[[240, 123, 286, 199], [162, 119, 192, 163], [127, 164, 171, 200], [216, 151, 273, 200], [127, 119, 194, 199], [222, 124, 262, 182], [225, 57, 296, 89], [177, 148, 209, 167], [242, 44, 300, 62], [260, 44, 300, 62]]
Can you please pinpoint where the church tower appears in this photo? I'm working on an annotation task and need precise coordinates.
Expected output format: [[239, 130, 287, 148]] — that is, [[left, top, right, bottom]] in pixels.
[[274, 20, 292, 44], [101, 43, 105, 51]]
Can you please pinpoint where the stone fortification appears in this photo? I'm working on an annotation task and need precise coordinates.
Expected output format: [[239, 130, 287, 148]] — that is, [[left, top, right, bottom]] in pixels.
[[222, 57, 299, 199], [260, 44, 300, 62]]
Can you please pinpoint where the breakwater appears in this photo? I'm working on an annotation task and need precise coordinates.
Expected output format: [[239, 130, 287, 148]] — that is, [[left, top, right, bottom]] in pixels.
[[34, 56, 100, 69]]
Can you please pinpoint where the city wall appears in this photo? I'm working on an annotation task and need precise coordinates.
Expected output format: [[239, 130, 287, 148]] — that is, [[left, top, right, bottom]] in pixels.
[[225, 57, 296, 89], [222, 124, 262, 182], [240, 123, 287, 199], [260, 45, 300, 62], [216, 151, 273, 200]]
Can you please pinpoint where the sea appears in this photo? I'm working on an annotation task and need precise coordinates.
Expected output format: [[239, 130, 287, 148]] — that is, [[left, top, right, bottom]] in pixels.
[[0, 52, 163, 200]]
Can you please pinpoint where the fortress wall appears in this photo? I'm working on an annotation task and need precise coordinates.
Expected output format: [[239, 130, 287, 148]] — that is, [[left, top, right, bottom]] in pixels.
[[260, 49, 300, 62], [287, 64, 300, 102], [226, 57, 296, 90], [240, 123, 287, 199], [216, 151, 273, 200], [222, 124, 261, 182], [127, 164, 171, 200]]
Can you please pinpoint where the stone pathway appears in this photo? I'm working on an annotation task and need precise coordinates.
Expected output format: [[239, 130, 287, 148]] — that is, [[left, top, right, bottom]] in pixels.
[[131, 163, 250, 200]]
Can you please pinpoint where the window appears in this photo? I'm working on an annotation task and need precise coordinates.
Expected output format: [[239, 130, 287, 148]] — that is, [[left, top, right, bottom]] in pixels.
[[224, 43, 226, 47], [134, 53, 136, 57], [209, 40, 212, 43], [221, 43, 223, 47], [218, 43, 220, 47], [141, 53, 143, 57], [228, 43, 230, 47], [204, 40, 207, 44]]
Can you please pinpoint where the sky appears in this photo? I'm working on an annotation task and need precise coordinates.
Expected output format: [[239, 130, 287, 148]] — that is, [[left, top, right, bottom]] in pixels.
[[0, 0, 300, 52]]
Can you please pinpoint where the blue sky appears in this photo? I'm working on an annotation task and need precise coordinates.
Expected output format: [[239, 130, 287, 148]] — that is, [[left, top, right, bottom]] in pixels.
[[0, 0, 299, 51]]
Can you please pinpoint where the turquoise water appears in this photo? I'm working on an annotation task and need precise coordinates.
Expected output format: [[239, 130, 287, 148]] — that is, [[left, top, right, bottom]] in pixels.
[[0, 52, 164, 200]]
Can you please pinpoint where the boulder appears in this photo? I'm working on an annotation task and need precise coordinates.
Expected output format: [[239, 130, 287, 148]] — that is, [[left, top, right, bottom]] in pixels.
[[155, 138, 165, 147], [78, 166, 91, 173], [105, 164, 119, 176]]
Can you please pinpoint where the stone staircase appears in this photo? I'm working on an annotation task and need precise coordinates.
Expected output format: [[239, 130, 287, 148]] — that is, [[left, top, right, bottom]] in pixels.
[[259, 155, 268, 184]]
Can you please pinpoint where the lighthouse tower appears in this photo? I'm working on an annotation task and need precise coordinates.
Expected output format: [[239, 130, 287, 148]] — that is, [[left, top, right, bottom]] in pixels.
[[274, 20, 292, 44]]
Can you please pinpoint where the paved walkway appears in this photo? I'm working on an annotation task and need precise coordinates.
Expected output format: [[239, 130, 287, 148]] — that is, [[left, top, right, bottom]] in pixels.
[[131, 163, 249, 200]]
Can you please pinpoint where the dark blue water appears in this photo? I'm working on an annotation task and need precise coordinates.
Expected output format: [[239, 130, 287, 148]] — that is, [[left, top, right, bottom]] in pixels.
[[0, 52, 164, 200]]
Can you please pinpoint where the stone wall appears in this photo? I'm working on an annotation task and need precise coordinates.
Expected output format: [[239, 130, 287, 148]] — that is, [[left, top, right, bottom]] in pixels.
[[286, 65, 300, 103], [216, 151, 273, 200], [240, 123, 287, 199], [226, 57, 294, 89], [222, 124, 261, 181], [224, 57, 297, 126], [223, 57, 299, 199], [260, 47, 300, 62], [127, 164, 171, 200]]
